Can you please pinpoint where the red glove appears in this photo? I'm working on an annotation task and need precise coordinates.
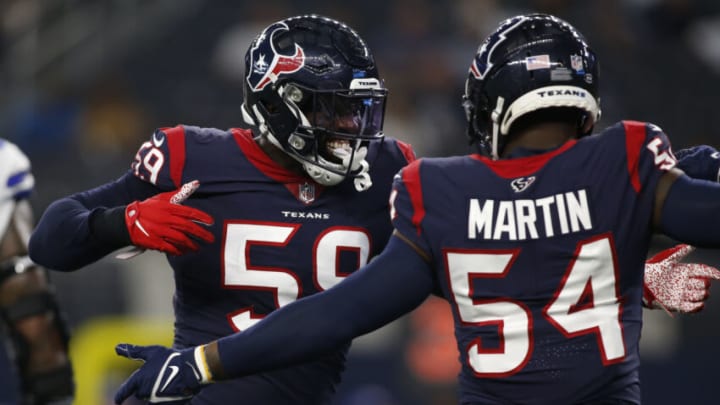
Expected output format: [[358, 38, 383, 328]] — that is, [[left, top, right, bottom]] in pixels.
[[124, 180, 214, 256], [643, 244, 720, 314]]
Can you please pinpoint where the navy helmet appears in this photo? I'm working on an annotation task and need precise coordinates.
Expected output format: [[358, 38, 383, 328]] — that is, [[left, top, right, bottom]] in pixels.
[[463, 13, 601, 159], [242, 15, 386, 190]]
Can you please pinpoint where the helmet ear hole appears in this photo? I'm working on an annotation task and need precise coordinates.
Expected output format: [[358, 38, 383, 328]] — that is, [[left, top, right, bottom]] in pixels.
[[260, 99, 280, 115]]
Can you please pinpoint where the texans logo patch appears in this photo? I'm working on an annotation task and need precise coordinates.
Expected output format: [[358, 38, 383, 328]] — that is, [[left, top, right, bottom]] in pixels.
[[511, 176, 535, 192]]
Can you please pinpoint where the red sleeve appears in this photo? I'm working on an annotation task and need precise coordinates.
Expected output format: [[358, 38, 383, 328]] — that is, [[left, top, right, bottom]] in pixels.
[[402, 160, 425, 232], [131, 125, 187, 190], [396, 140, 417, 164], [164, 126, 187, 188], [622, 121, 646, 193], [622, 120, 677, 194]]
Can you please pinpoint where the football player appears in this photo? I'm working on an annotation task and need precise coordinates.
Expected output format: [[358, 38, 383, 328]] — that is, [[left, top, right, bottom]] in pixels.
[[0, 139, 74, 404], [29, 14, 414, 404], [107, 13, 720, 405]]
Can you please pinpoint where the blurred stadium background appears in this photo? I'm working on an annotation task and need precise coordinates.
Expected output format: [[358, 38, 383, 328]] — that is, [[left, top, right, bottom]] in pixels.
[[2, 0, 720, 404]]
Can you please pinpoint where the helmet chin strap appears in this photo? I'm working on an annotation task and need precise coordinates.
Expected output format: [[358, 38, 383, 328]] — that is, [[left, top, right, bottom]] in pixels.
[[490, 96, 505, 160], [347, 146, 372, 191], [246, 104, 272, 137], [353, 161, 372, 191], [301, 144, 372, 191], [246, 103, 294, 157], [331, 142, 372, 191], [301, 162, 345, 186], [241, 103, 256, 126]]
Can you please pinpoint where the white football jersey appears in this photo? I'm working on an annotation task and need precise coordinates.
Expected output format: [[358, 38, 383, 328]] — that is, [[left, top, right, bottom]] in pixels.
[[0, 139, 34, 237]]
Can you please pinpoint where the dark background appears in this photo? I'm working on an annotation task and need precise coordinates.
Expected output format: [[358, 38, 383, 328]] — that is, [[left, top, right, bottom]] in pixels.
[[3, 0, 720, 404]]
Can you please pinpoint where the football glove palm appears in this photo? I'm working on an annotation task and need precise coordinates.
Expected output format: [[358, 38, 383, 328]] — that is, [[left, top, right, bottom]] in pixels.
[[644, 244, 720, 313]]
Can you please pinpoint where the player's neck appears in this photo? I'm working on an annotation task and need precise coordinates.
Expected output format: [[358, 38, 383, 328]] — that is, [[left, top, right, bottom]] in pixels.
[[502, 122, 577, 158], [255, 135, 306, 176]]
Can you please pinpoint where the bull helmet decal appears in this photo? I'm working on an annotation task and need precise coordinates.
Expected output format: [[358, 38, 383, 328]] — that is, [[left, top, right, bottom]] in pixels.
[[246, 22, 305, 92]]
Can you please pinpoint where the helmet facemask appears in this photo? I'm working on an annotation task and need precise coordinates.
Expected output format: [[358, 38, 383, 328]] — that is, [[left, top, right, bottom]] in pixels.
[[278, 80, 387, 190]]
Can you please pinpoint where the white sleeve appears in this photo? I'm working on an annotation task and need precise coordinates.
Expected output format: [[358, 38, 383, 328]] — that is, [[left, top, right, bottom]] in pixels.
[[0, 139, 35, 237]]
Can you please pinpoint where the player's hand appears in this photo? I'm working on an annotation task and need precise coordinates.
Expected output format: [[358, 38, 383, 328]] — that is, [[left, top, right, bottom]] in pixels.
[[124, 180, 214, 256], [114, 343, 211, 404], [643, 244, 720, 313]]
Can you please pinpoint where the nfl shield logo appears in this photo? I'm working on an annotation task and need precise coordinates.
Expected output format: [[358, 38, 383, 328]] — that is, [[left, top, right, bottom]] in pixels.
[[299, 182, 315, 203]]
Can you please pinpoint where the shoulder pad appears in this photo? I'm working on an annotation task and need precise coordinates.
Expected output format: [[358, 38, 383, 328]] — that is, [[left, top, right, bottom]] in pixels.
[[0, 140, 34, 236], [0, 139, 34, 203]]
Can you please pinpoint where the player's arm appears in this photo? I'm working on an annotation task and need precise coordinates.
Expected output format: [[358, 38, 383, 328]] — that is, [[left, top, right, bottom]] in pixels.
[[211, 233, 434, 376], [29, 173, 214, 271], [29, 172, 154, 270], [642, 144, 720, 312], [644, 170, 720, 312], [112, 234, 435, 403], [1, 203, 74, 404], [654, 168, 720, 247], [674, 145, 720, 182]]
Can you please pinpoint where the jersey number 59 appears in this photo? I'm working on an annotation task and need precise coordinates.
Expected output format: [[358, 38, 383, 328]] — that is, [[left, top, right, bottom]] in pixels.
[[222, 221, 371, 331]]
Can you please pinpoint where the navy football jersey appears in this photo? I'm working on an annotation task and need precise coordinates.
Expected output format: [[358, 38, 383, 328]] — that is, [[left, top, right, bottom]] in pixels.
[[390, 121, 675, 404], [131, 125, 414, 403]]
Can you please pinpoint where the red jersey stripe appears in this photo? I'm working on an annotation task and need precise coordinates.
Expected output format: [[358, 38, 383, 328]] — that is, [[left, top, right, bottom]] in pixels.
[[402, 160, 425, 234], [163, 126, 187, 188], [622, 120, 647, 193]]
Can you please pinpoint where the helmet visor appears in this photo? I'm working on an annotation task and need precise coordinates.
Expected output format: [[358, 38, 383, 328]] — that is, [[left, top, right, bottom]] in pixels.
[[289, 84, 387, 139]]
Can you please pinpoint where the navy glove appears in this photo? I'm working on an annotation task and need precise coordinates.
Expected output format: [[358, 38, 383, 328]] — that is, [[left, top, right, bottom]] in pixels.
[[114, 343, 212, 404], [675, 145, 720, 182]]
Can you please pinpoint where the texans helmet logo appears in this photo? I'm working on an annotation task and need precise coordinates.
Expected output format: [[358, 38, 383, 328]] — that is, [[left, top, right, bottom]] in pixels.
[[247, 22, 305, 92], [470, 15, 527, 80]]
